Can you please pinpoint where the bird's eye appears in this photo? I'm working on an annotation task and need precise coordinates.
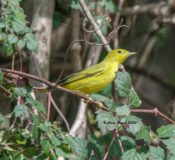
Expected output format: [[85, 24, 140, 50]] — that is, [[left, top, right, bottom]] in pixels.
[[118, 50, 122, 54]]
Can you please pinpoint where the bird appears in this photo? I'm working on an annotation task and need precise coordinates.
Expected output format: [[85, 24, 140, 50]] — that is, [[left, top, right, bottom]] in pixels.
[[58, 49, 136, 94]]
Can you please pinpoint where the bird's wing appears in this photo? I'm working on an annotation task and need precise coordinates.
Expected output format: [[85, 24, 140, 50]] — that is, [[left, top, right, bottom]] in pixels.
[[58, 68, 104, 86]]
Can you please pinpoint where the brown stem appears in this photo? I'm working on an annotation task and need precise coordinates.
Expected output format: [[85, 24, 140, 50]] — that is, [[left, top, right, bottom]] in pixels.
[[0, 84, 11, 96], [102, 129, 120, 160], [47, 92, 51, 120], [116, 129, 124, 153], [78, 0, 111, 52], [131, 108, 175, 124], [2, 69, 173, 125], [1, 68, 108, 111]]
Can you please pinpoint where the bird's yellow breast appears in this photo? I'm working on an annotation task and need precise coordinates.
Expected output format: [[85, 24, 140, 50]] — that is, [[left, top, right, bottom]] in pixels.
[[62, 62, 119, 94]]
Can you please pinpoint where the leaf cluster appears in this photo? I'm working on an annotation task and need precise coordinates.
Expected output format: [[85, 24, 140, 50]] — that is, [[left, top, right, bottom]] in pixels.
[[0, 0, 38, 56], [89, 72, 175, 159], [0, 0, 175, 159], [1, 61, 175, 159]]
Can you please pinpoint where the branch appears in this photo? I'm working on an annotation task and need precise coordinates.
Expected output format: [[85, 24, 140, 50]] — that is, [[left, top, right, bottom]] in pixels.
[[78, 0, 111, 52], [69, 100, 87, 137], [0, 84, 11, 96], [102, 129, 124, 160], [3, 67, 175, 126], [50, 95, 70, 131], [3, 68, 175, 125], [131, 108, 175, 124], [1, 68, 107, 111]]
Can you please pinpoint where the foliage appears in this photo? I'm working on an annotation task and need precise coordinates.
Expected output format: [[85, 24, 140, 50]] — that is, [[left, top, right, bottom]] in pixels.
[[1, 68, 174, 159], [0, 0, 174, 159], [0, 0, 37, 56], [1, 68, 172, 159], [0, 116, 88, 159]]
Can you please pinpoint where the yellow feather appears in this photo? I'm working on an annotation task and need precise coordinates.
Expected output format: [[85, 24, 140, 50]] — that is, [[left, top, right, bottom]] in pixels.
[[59, 49, 136, 94]]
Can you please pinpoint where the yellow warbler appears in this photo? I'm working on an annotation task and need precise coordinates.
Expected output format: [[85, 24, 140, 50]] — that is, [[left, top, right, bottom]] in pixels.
[[58, 49, 136, 94]]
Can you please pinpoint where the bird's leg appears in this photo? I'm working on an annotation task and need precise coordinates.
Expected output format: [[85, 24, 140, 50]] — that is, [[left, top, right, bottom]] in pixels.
[[84, 98, 108, 111]]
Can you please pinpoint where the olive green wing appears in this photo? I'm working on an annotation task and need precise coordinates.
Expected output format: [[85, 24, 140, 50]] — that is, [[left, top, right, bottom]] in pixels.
[[58, 68, 104, 86]]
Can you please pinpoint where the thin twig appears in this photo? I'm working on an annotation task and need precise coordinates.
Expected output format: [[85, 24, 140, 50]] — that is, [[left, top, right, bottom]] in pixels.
[[12, 54, 16, 70], [78, 0, 112, 52], [3, 68, 174, 125], [50, 96, 70, 131], [115, 129, 124, 153], [82, 17, 104, 33], [47, 92, 51, 120], [19, 52, 23, 71], [1, 68, 108, 111], [131, 108, 175, 124], [0, 84, 11, 96], [102, 130, 118, 160]]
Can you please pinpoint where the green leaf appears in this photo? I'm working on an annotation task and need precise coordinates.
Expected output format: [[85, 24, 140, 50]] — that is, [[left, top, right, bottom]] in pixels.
[[39, 121, 52, 132], [167, 154, 175, 160], [115, 72, 132, 97], [17, 39, 25, 49], [13, 87, 28, 96], [104, 0, 118, 13], [55, 148, 74, 159], [0, 32, 4, 41], [10, 0, 22, 6], [15, 130, 30, 145], [70, 1, 81, 10], [65, 136, 88, 160], [96, 110, 118, 134], [148, 146, 165, 160], [162, 138, 175, 153], [120, 136, 136, 150], [157, 124, 175, 138], [26, 95, 46, 114], [116, 105, 130, 116], [0, 71, 3, 84], [49, 135, 61, 147], [13, 8, 26, 22], [41, 139, 51, 154], [14, 104, 30, 119], [129, 89, 141, 107], [32, 115, 40, 141], [91, 94, 115, 110], [0, 113, 5, 123], [3, 41, 13, 56], [8, 34, 18, 44], [87, 135, 104, 158], [121, 148, 147, 160], [123, 115, 142, 135], [24, 32, 38, 51], [12, 20, 26, 33], [32, 154, 48, 160], [0, 113, 9, 130], [26, 39, 38, 51], [16, 138, 27, 145], [0, 22, 5, 28], [136, 126, 151, 143], [24, 33, 34, 40]]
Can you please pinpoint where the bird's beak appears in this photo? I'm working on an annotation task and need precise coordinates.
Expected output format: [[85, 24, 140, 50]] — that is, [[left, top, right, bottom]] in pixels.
[[128, 52, 137, 56]]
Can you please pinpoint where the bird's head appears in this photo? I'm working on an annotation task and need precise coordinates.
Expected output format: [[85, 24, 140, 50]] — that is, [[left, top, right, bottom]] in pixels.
[[105, 49, 136, 64]]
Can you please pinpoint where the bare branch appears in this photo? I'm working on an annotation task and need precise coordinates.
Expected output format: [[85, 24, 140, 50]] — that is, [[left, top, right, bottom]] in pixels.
[[131, 108, 175, 124], [78, 0, 111, 52], [1, 68, 108, 111]]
